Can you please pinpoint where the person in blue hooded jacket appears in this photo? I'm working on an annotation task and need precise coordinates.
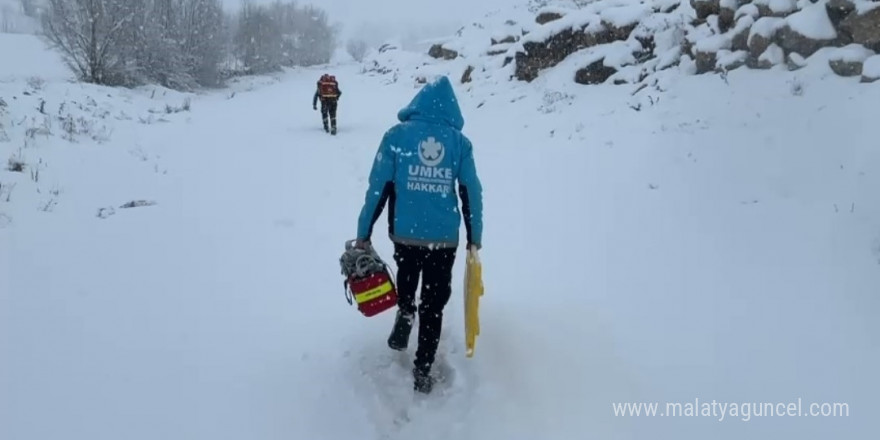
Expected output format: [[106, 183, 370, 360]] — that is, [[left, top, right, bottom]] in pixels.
[[355, 75, 483, 394]]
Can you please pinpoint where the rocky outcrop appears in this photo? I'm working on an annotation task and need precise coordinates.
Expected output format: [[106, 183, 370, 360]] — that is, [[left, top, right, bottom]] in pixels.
[[825, 0, 857, 28], [431, 0, 880, 86], [575, 59, 618, 84], [756, 43, 784, 69], [428, 44, 458, 60], [606, 21, 639, 41], [515, 25, 619, 81], [691, 0, 721, 20], [747, 31, 775, 59], [839, 6, 880, 51], [828, 44, 875, 76], [718, 2, 868, 73], [830, 58, 865, 75], [461, 65, 475, 83], [692, 34, 732, 73], [491, 35, 519, 45], [536, 12, 564, 24], [775, 25, 843, 58], [730, 16, 753, 51], [754, 0, 797, 18], [719, 2, 737, 32], [747, 17, 783, 67], [716, 49, 748, 70], [695, 49, 719, 73]]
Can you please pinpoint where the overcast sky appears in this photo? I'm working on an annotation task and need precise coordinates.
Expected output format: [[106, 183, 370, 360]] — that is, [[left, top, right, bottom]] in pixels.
[[221, 0, 483, 45]]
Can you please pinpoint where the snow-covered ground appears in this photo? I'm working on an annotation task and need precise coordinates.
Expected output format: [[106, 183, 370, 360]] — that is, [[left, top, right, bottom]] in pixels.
[[1, 32, 879, 440]]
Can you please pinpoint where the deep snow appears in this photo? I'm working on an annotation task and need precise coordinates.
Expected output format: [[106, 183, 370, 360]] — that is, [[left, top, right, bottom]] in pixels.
[[2, 32, 879, 440]]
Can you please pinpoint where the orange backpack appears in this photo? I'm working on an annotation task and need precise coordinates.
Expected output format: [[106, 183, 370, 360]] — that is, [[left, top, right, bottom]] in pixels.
[[318, 75, 339, 98]]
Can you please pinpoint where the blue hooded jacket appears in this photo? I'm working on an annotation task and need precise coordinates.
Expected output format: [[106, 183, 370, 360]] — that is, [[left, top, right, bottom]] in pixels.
[[357, 76, 483, 249]]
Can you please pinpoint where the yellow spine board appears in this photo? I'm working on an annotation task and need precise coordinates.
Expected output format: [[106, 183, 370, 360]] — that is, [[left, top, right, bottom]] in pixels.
[[464, 248, 484, 358]]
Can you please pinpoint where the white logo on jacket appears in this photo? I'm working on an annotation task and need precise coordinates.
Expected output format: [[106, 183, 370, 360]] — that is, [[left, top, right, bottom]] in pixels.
[[409, 137, 453, 194], [419, 137, 445, 167]]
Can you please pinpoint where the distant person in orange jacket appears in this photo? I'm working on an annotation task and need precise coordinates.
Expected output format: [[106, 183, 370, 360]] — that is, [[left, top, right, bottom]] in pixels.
[[313, 74, 341, 135]]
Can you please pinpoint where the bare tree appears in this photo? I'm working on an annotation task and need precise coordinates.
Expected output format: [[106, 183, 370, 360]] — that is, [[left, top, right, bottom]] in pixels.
[[346, 38, 368, 62], [135, 0, 194, 89], [19, 0, 38, 17], [41, 0, 335, 89], [291, 4, 335, 66], [233, 0, 283, 74], [41, 0, 135, 85], [1, 4, 14, 33], [232, 0, 337, 73], [179, 0, 226, 86]]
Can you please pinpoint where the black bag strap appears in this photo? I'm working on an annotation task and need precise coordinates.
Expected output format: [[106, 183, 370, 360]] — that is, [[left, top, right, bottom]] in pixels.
[[343, 279, 353, 305]]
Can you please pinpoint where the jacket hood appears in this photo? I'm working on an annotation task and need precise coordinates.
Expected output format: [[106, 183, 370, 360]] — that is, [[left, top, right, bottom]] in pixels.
[[397, 76, 464, 130]]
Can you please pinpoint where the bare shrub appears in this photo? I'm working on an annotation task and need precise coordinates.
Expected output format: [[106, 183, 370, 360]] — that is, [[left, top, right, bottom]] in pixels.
[[346, 39, 369, 62], [7, 153, 25, 172]]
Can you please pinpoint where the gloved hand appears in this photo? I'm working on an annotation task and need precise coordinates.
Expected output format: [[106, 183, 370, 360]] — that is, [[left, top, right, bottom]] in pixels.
[[313, 105, 317, 111], [355, 239, 371, 249], [468, 243, 481, 253]]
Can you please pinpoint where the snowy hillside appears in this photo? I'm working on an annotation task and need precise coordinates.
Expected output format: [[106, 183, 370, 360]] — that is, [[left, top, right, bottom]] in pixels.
[[0, 34, 199, 226], [421, 0, 880, 87], [2, 12, 880, 440]]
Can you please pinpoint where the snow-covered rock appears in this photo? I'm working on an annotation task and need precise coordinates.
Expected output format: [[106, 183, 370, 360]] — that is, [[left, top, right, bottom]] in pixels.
[[750, 16, 787, 41], [428, 44, 459, 60], [718, 0, 741, 31], [775, 3, 842, 58], [758, 42, 786, 68], [574, 58, 619, 84], [839, 3, 880, 51], [361, 41, 436, 84], [829, 43, 876, 62], [748, 17, 786, 63], [861, 53, 880, 81], [786, 51, 809, 70], [601, 4, 654, 30], [828, 43, 876, 76], [536, 8, 566, 24], [678, 53, 698, 74], [754, 0, 798, 17], [736, 3, 761, 20], [695, 34, 733, 72], [785, 2, 838, 41], [731, 15, 756, 51], [716, 49, 749, 70], [825, 0, 858, 28], [424, 0, 880, 84], [691, 0, 721, 20]]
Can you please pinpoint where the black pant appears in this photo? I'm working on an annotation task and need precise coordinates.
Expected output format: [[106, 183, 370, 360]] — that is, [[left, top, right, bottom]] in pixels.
[[393, 243, 457, 370], [320, 99, 337, 129]]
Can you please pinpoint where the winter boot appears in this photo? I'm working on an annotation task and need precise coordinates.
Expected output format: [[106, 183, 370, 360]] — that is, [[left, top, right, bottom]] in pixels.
[[323, 123, 329, 133], [387, 310, 414, 351], [331, 126, 337, 135], [413, 365, 434, 394]]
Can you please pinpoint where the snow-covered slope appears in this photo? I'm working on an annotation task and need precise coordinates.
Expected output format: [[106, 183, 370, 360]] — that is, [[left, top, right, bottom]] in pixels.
[[0, 32, 69, 82], [418, 0, 880, 89], [2, 25, 879, 440]]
